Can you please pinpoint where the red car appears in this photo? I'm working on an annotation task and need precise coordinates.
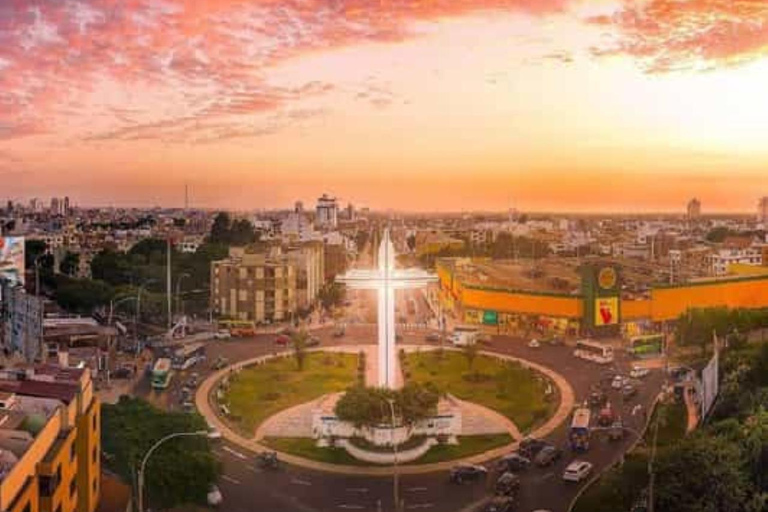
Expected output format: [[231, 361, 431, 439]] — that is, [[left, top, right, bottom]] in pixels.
[[275, 334, 291, 346]]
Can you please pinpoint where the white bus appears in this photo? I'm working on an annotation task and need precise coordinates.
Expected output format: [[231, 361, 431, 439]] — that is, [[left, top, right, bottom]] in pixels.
[[450, 325, 480, 346], [574, 339, 614, 364]]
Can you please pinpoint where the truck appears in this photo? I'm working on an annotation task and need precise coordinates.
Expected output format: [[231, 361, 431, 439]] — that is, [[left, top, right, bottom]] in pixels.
[[450, 325, 480, 346]]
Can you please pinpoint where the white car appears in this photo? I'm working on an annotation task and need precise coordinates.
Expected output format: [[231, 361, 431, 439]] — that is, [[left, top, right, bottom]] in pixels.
[[611, 375, 628, 389], [630, 366, 650, 379], [207, 423, 222, 440], [214, 329, 231, 340], [207, 484, 223, 506], [563, 460, 593, 482], [528, 339, 540, 348]]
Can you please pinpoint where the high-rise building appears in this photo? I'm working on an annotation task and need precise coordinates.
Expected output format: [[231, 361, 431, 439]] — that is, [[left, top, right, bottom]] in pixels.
[[687, 198, 701, 220], [316, 194, 338, 229], [1, 281, 44, 362], [758, 197, 768, 224], [63, 196, 70, 215], [0, 363, 101, 512], [50, 197, 60, 216]]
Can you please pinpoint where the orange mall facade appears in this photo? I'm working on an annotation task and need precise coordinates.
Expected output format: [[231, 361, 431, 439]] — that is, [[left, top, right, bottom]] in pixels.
[[436, 260, 768, 338]]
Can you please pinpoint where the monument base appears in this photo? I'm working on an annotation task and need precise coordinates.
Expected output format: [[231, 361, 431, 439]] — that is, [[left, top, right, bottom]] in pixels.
[[311, 393, 462, 448]]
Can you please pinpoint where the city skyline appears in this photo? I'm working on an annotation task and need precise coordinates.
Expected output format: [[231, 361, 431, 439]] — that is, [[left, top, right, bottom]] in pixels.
[[3, 0, 768, 211]]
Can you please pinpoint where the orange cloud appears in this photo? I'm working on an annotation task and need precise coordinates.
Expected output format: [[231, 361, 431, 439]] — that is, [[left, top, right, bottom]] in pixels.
[[0, 0, 573, 143], [589, 0, 768, 73]]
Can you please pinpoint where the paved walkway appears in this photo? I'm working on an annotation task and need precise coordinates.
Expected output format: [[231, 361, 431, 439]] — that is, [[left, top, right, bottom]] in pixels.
[[195, 345, 575, 475]]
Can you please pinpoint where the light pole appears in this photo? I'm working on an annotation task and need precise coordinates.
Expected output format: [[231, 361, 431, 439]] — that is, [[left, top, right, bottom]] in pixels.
[[137, 430, 212, 512], [175, 272, 190, 320], [385, 398, 400, 512]]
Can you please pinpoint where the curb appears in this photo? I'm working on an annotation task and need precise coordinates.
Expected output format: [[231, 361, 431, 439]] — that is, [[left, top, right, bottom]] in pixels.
[[196, 345, 575, 476]]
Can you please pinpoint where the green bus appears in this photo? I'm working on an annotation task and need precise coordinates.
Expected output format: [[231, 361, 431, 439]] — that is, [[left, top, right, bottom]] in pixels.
[[151, 358, 173, 390], [629, 334, 664, 358]]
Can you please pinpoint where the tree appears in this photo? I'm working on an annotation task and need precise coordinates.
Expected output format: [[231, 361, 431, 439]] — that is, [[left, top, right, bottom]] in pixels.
[[292, 329, 308, 371], [334, 383, 441, 429], [59, 251, 80, 276], [463, 342, 479, 372], [101, 396, 220, 510], [209, 212, 232, 245], [706, 226, 732, 243], [654, 434, 756, 512], [53, 276, 113, 313], [406, 234, 416, 252], [396, 382, 440, 425], [24, 239, 47, 269], [91, 249, 133, 286], [318, 282, 345, 311]]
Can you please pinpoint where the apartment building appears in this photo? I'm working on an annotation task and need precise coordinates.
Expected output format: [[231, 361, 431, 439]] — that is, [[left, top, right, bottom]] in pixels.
[[211, 247, 297, 323], [285, 242, 324, 310], [0, 364, 100, 512], [710, 246, 763, 276]]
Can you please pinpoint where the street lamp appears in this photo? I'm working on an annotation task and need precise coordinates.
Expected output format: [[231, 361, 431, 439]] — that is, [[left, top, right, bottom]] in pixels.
[[137, 430, 214, 512], [175, 272, 190, 319], [384, 398, 400, 512]]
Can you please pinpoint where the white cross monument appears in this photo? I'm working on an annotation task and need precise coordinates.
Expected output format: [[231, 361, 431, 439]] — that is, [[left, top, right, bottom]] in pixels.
[[336, 229, 437, 389]]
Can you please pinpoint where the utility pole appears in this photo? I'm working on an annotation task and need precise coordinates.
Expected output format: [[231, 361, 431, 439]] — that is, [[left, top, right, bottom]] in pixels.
[[167, 237, 172, 331]]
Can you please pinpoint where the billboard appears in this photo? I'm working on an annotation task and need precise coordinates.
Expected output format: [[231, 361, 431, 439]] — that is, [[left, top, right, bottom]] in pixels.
[[594, 297, 619, 326], [0, 237, 25, 286], [700, 338, 720, 418]]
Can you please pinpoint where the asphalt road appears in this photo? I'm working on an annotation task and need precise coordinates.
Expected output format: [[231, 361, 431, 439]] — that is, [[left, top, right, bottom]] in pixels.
[[132, 286, 663, 512]]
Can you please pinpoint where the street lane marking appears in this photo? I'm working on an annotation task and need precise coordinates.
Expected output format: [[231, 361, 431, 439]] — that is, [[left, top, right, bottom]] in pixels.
[[407, 487, 428, 492], [222, 446, 248, 460], [222, 475, 241, 485], [338, 505, 365, 510], [291, 478, 313, 486], [406, 504, 434, 509], [346, 488, 369, 493]]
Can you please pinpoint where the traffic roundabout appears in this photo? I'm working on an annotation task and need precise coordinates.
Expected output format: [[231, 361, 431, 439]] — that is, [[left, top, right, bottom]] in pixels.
[[195, 344, 575, 475]]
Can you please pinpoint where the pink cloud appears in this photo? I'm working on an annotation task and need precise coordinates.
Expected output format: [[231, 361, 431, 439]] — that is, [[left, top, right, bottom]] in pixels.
[[588, 0, 768, 73], [0, 0, 572, 142]]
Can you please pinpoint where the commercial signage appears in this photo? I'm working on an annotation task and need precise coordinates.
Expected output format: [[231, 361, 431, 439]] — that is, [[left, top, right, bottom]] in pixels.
[[464, 309, 482, 324], [482, 310, 498, 325], [594, 297, 619, 326], [0, 237, 25, 286]]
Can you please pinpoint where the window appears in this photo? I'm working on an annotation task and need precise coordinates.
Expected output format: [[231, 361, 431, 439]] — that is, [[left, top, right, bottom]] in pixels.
[[92, 413, 97, 431], [70, 440, 76, 462], [92, 446, 97, 463], [22, 503, 31, 512], [69, 477, 77, 499], [92, 477, 98, 494]]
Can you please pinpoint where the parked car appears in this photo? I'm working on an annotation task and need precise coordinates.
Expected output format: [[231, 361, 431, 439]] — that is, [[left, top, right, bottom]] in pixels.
[[483, 497, 515, 512], [207, 484, 223, 506], [425, 332, 441, 342], [535, 445, 563, 467], [563, 460, 593, 482], [630, 366, 650, 379], [214, 329, 231, 340], [518, 437, 548, 458], [622, 384, 638, 400], [497, 453, 531, 472], [449, 464, 488, 484], [306, 336, 321, 347], [528, 339, 541, 348], [275, 334, 291, 346], [494, 471, 521, 496]]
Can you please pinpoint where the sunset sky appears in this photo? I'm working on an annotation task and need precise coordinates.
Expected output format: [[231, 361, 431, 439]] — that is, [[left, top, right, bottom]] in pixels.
[[2, 0, 768, 212]]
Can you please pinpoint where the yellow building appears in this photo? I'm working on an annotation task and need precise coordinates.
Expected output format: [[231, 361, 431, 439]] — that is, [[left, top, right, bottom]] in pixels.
[[438, 257, 768, 335], [0, 365, 100, 512]]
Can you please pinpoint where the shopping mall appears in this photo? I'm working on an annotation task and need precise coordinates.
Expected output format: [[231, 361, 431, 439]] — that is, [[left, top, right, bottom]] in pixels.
[[436, 257, 768, 338]]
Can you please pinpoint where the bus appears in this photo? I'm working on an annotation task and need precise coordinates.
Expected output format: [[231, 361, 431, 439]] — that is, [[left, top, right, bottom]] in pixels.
[[218, 320, 257, 337], [450, 325, 480, 346], [569, 407, 591, 452], [151, 358, 173, 390], [629, 334, 664, 358], [172, 342, 206, 370], [574, 339, 614, 364]]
